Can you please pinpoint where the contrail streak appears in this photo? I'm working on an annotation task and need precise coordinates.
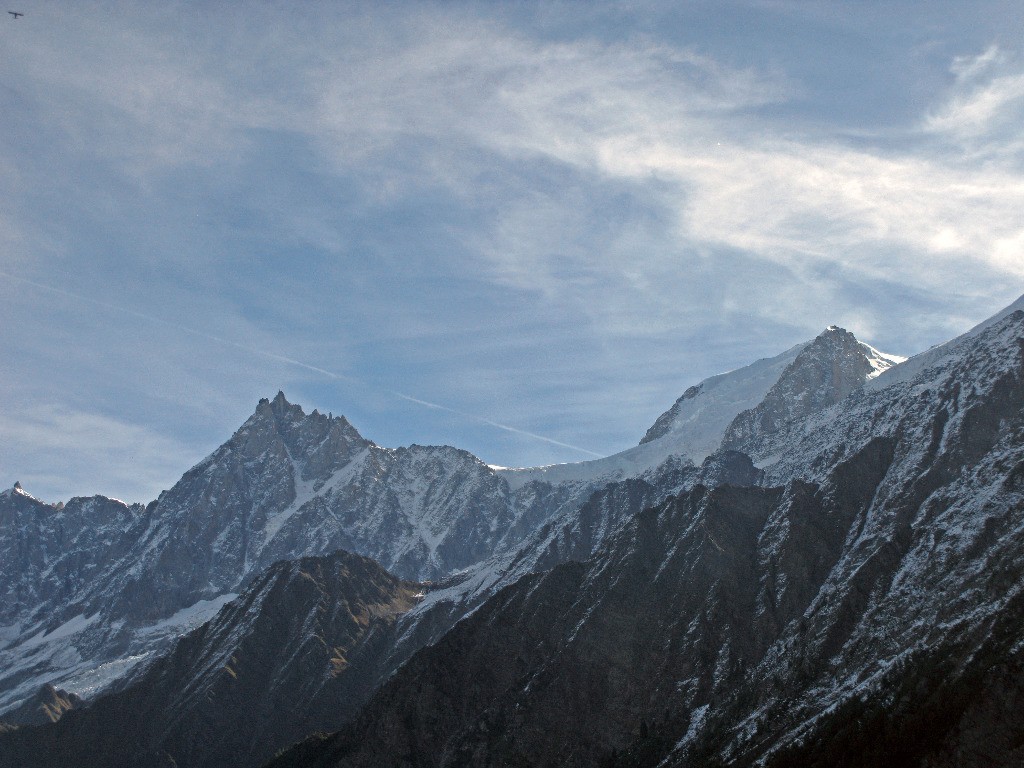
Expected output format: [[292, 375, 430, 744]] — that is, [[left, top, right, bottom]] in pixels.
[[0, 270, 604, 459], [391, 392, 604, 457]]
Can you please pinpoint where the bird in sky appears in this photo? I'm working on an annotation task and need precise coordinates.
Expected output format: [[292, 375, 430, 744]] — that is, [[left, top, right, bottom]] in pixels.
[[8, 11, 23, 18]]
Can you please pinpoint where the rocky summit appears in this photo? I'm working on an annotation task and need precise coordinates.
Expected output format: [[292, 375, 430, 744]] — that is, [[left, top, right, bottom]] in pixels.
[[721, 325, 901, 451], [3, 297, 1024, 768], [0, 392, 640, 715]]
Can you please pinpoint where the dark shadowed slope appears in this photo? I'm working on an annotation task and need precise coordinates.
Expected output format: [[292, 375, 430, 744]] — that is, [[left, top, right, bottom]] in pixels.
[[0, 550, 421, 768], [270, 310, 1024, 768]]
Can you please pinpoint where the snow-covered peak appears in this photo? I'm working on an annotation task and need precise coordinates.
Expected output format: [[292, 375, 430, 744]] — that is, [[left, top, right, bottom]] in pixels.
[[811, 325, 904, 377], [721, 325, 897, 452], [860, 341, 906, 380], [498, 327, 903, 491], [629, 325, 894, 461], [3, 481, 38, 502]]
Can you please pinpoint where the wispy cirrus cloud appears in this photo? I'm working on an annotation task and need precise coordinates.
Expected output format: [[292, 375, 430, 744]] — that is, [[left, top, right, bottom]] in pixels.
[[926, 72, 1024, 139], [15, 7, 1020, 304], [950, 44, 1005, 83], [300, 18, 1024, 306], [3, 3, 1024, 500], [925, 44, 1024, 160], [0, 403, 199, 503]]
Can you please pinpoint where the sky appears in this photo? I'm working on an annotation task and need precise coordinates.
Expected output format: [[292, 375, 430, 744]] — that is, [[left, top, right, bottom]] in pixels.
[[2, 1, 1024, 503]]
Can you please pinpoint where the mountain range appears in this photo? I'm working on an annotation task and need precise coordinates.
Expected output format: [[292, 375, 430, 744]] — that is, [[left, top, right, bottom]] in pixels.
[[2, 296, 1022, 767]]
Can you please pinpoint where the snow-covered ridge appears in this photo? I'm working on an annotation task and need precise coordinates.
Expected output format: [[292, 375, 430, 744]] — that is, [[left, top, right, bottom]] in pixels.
[[498, 325, 905, 491], [497, 342, 809, 491], [869, 293, 1024, 391], [6, 481, 35, 501]]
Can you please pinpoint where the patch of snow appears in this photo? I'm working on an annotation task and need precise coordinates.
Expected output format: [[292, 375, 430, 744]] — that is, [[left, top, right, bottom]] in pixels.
[[0, 623, 20, 644], [126, 524, 171, 577], [62, 652, 153, 700], [674, 703, 710, 751], [18, 613, 99, 651], [261, 448, 368, 545], [138, 593, 238, 637], [4, 482, 40, 502], [859, 341, 907, 380]]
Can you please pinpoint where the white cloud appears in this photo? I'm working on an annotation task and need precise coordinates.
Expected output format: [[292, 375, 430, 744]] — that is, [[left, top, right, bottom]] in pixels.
[[0, 404, 200, 503], [950, 44, 1004, 83], [923, 43, 1024, 157], [308, 18, 787, 194], [23, 8, 1020, 305], [12, 9, 1022, 298], [611, 140, 1024, 277], [925, 72, 1024, 138], [304, 21, 1024, 309]]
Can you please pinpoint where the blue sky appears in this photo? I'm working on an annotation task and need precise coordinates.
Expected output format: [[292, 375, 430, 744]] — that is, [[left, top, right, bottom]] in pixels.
[[2, 1, 1023, 503]]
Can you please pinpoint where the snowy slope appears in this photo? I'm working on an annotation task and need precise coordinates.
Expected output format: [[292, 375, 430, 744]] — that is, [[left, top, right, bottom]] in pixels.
[[499, 327, 901, 491], [496, 343, 806, 492], [867, 293, 1024, 392], [640, 342, 809, 449]]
